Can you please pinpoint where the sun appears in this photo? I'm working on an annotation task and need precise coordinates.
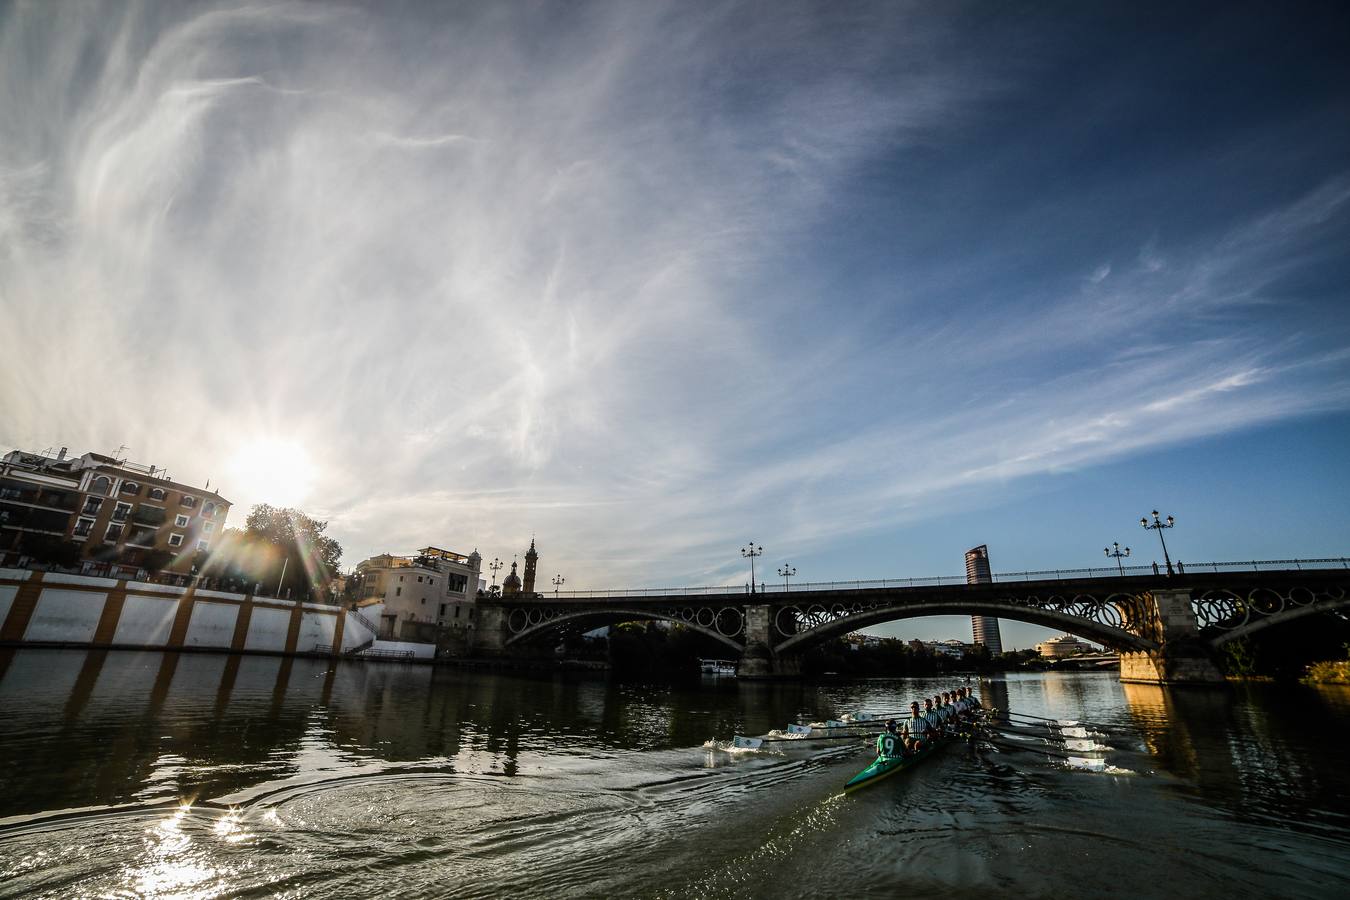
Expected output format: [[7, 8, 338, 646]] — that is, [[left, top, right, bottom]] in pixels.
[[226, 437, 316, 509]]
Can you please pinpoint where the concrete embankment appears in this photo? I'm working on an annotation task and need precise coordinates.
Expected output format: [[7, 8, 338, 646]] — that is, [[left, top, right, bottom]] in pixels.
[[0, 568, 377, 657]]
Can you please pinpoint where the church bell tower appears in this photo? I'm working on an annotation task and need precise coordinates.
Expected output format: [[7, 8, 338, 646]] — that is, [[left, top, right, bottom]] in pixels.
[[522, 538, 538, 595]]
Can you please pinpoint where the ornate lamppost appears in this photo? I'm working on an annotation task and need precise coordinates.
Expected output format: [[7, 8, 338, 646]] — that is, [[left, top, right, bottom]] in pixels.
[[1141, 510, 1176, 576], [741, 542, 763, 594], [778, 563, 796, 592], [489, 557, 503, 591], [552, 574, 565, 597], [1104, 542, 1130, 575]]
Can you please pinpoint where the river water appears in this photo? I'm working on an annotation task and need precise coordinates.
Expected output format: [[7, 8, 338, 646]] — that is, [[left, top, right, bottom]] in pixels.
[[0, 649, 1347, 898]]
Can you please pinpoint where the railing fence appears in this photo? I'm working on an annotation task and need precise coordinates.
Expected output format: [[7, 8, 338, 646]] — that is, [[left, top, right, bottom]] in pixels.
[[538, 558, 1350, 600]]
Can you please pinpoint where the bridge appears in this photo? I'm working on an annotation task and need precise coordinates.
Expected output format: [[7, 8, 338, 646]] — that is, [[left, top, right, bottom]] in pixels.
[[470, 559, 1350, 684]]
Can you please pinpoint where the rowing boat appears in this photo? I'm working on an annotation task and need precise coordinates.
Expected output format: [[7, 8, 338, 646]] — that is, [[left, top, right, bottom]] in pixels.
[[843, 734, 958, 793]]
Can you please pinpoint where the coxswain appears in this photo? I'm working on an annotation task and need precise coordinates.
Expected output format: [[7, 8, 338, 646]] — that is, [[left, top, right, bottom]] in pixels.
[[876, 719, 902, 761]]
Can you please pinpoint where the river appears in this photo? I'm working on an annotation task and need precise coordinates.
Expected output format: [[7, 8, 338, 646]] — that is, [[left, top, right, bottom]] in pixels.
[[0, 648, 1347, 898]]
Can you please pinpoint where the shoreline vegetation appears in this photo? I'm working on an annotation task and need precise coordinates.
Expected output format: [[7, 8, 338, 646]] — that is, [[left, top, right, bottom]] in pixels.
[[1303, 650, 1350, 685], [586, 625, 1082, 680], [583, 621, 1350, 684]]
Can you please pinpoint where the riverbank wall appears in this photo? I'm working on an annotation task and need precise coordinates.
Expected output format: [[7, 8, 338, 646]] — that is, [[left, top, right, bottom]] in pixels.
[[0, 569, 377, 657]]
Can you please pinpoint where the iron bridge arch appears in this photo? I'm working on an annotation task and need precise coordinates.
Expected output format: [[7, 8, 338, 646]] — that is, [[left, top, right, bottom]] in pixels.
[[503, 605, 745, 653], [768, 595, 1159, 656]]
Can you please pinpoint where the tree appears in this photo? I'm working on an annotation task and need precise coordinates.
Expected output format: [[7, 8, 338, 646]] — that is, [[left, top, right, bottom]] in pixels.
[[243, 504, 343, 601]]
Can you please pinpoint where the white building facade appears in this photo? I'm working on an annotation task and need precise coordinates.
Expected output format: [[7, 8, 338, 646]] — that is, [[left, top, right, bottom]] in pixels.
[[354, 546, 482, 642]]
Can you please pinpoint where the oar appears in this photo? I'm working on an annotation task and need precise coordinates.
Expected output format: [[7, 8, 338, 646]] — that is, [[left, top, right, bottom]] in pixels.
[[981, 737, 1103, 762], [988, 711, 1136, 744], [992, 709, 1119, 731], [975, 714, 1132, 753], [730, 730, 886, 747]]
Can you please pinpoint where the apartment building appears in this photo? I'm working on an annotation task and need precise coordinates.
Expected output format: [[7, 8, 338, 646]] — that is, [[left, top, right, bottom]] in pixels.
[[0, 447, 231, 578], [353, 546, 482, 641]]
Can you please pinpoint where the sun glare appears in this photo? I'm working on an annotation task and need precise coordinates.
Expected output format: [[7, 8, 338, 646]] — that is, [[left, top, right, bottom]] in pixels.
[[226, 437, 315, 509]]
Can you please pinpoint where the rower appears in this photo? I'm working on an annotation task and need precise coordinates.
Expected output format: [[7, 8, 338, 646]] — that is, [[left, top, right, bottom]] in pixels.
[[924, 697, 942, 737], [904, 700, 928, 752]]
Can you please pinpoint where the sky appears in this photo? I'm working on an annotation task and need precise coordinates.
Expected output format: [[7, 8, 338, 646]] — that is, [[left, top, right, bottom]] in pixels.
[[3, 1, 1349, 649]]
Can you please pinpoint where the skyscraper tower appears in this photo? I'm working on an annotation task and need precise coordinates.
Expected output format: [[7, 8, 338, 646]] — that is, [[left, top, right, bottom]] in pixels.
[[522, 538, 538, 595], [965, 545, 1003, 655]]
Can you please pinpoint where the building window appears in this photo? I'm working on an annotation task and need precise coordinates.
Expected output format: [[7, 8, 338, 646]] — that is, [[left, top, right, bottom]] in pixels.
[[447, 573, 468, 593], [395, 586, 401, 597], [196, 540, 209, 552], [168, 533, 184, 547], [180, 496, 196, 508], [175, 515, 189, 527], [73, 518, 94, 538], [399, 575, 404, 582], [105, 523, 123, 542], [112, 502, 131, 522], [148, 488, 166, 501], [454, 606, 460, 619], [82, 497, 103, 516], [90, 475, 113, 497], [421, 598, 425, 605], [203, 522, 214, 533], [439, 603, 446, 616], [120, 481, 140, 496], [202, 501, 217, 517]]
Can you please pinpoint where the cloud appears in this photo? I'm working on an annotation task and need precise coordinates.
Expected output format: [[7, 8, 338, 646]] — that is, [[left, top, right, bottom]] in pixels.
[[2, 2, 1348, 592]]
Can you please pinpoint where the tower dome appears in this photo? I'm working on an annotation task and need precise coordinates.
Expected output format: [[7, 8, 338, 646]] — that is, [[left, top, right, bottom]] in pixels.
[[502, 560, 522, 595]]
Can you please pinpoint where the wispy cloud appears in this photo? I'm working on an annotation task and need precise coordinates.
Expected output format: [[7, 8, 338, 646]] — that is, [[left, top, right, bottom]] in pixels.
[[2, 1, 1348, 589]]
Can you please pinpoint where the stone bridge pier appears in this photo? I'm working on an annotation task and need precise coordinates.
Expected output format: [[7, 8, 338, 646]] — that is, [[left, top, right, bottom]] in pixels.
[[739, 604, 800, 679], [1119, 589, 1225, 685]]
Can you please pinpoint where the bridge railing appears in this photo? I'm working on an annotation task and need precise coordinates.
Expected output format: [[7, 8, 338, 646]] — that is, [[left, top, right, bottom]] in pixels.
[[543, 558, 1350, 599]]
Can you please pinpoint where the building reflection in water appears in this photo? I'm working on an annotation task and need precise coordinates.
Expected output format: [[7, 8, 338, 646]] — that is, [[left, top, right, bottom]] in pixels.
[[977, 676, 1010, 717], [1121, 680, 1349, 836]]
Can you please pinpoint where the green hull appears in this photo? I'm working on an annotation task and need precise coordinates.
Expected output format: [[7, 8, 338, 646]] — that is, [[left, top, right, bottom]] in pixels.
[[843, 736, 954, 793]]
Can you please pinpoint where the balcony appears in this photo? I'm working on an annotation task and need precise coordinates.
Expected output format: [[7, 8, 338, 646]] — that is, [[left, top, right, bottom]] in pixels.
[[0, 486, 77, 512], [125, 529, 157, 548], [73, 520, 94, 538], [81, 499, 103, 516], [0, 504, 71, 534], [132, 506, 166, 527]]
